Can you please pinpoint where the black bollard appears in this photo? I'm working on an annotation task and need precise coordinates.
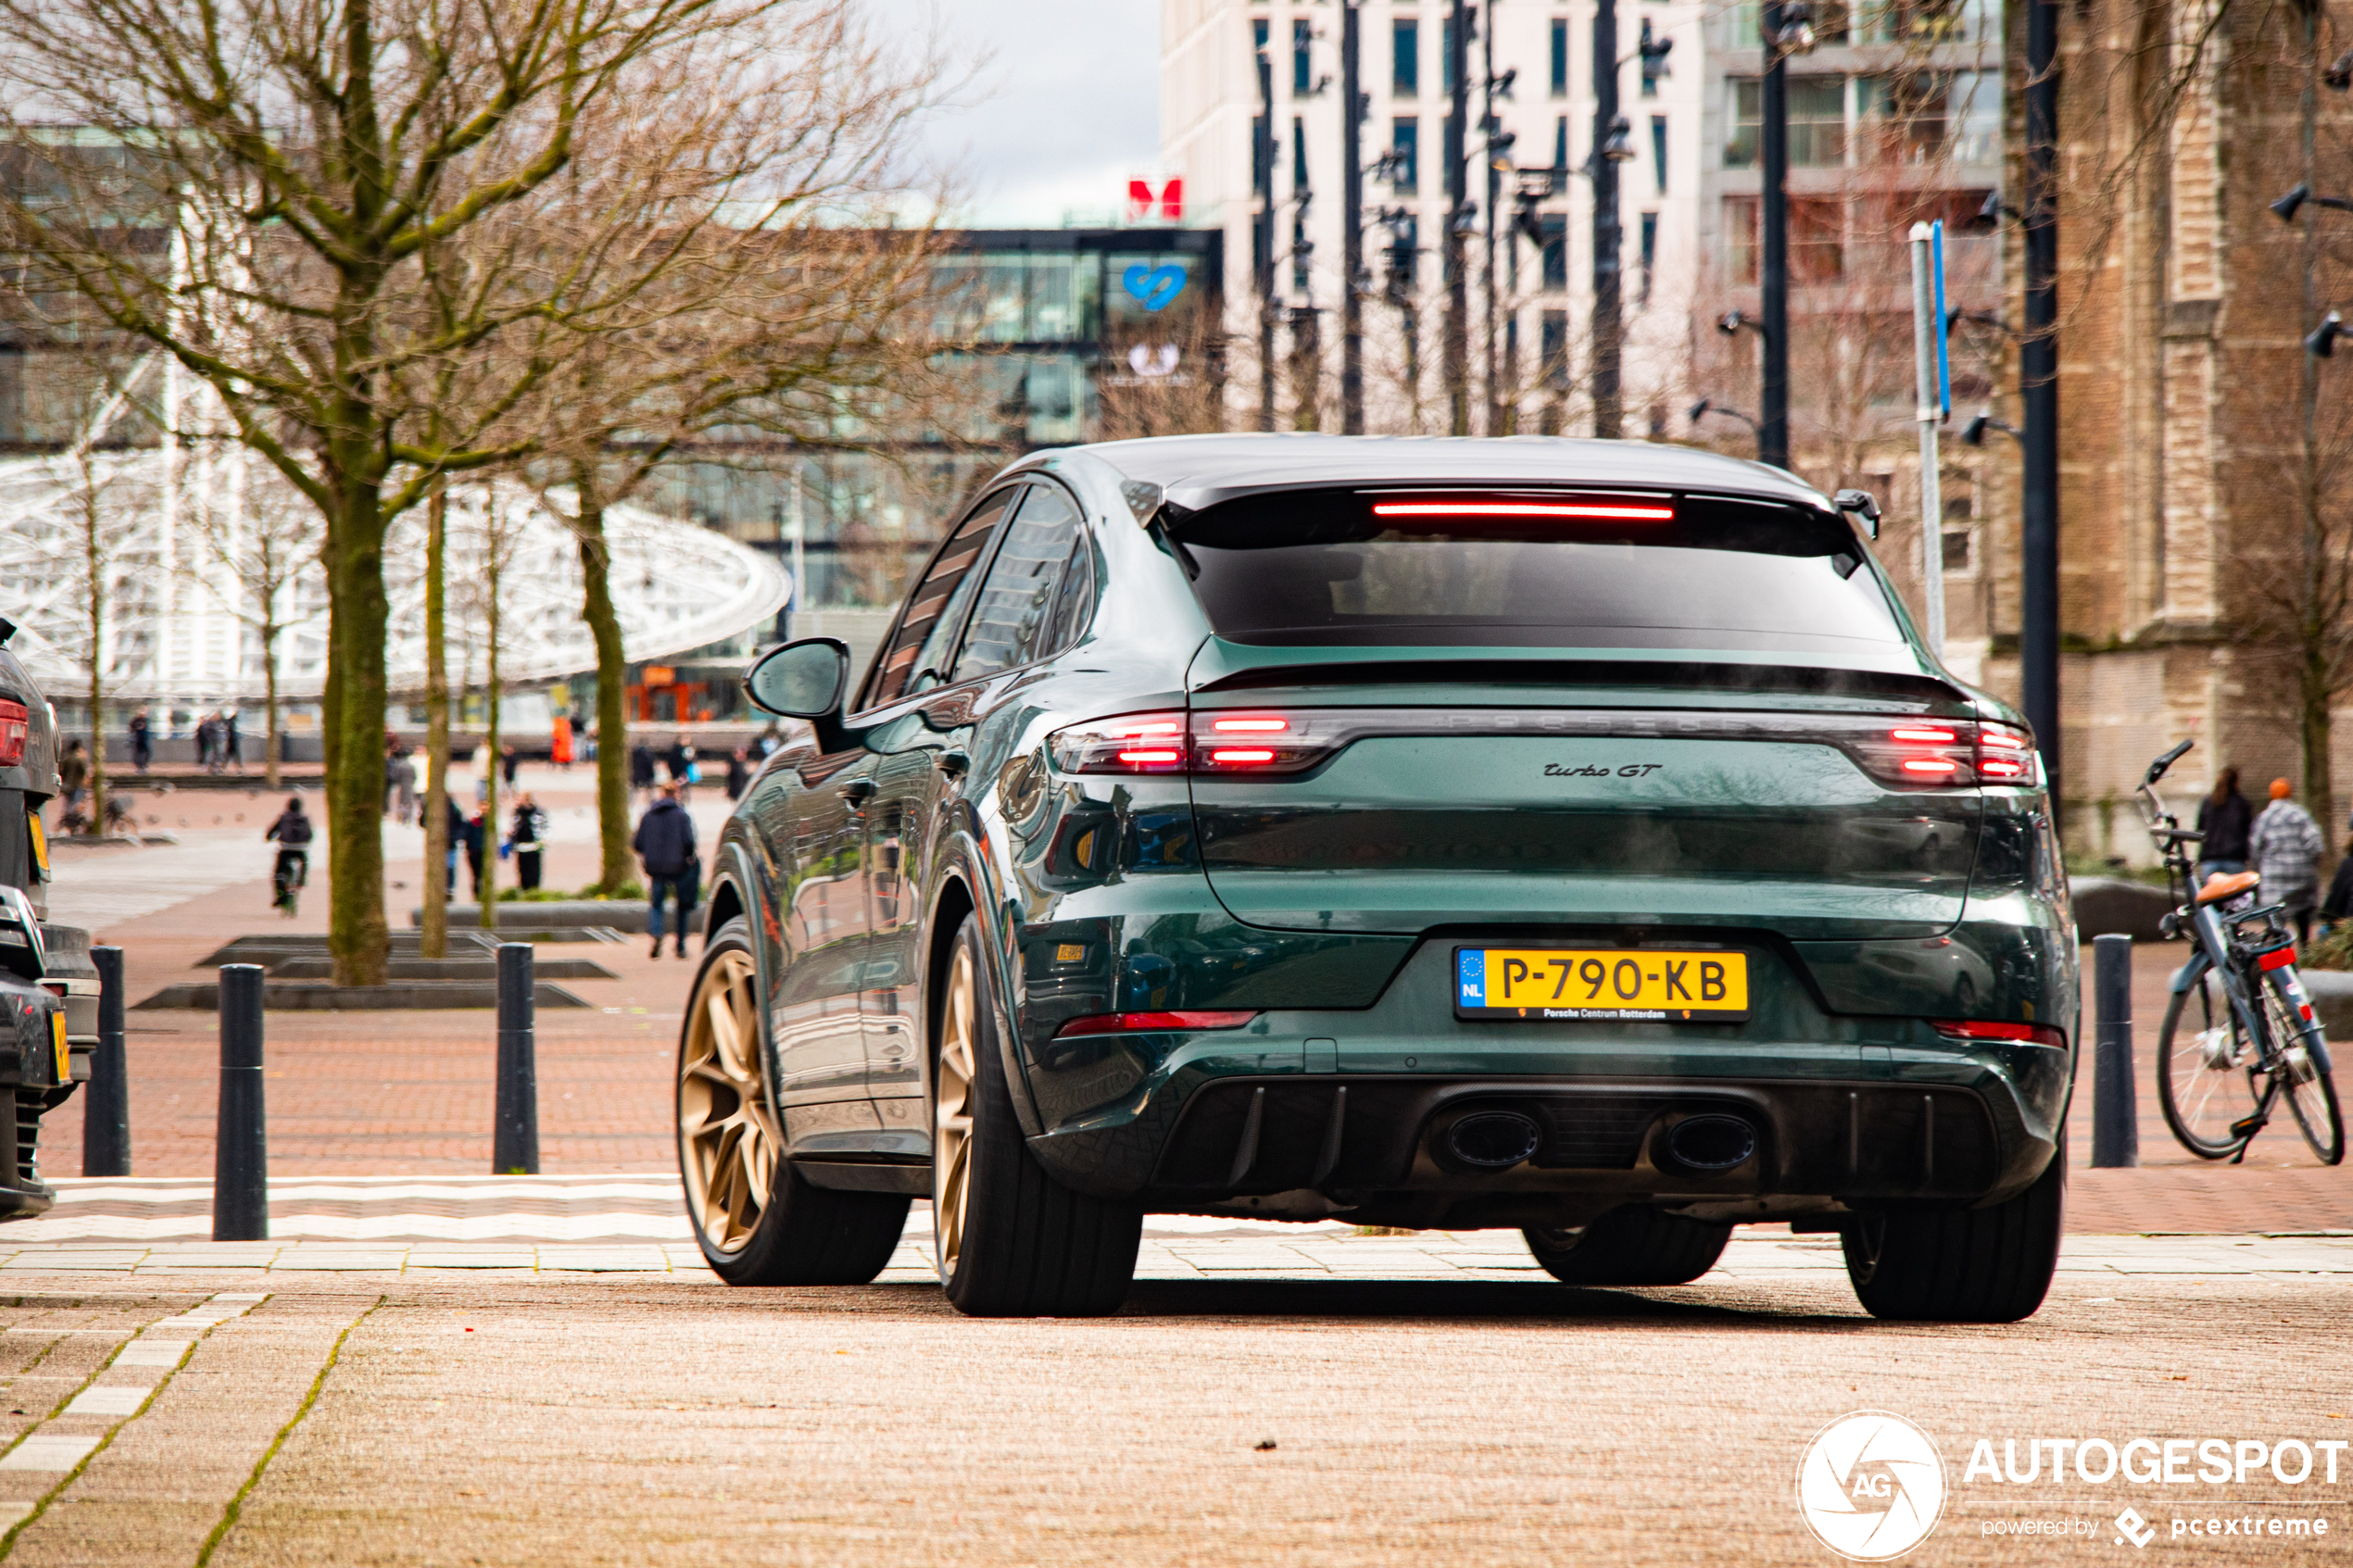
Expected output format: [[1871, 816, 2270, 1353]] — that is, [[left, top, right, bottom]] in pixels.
[[212, 963, 269, 1239], [2091, 933, 2138, 1168], [81, 946, 132, 1177], [493, 943, 538, 1174]]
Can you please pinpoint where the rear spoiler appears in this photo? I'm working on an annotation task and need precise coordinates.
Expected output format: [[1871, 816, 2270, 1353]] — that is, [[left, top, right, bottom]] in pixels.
[[1193, 657, 1971, 707]]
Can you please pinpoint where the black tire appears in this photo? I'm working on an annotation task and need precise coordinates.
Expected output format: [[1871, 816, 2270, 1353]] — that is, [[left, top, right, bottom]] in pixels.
[[933, 914, 1139, 1317], [679, 916, 909, 1286], [2157, 968, 2261, 1160], [1522, 1206, 1732, 1286], [1842, 1136, 2065, 1322]]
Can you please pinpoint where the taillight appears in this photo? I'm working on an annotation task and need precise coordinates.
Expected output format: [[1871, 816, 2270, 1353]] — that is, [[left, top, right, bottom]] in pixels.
[[0, 700, 23, 768], [1049, 711, 1334, 776], [1849, 719, 2041, 789], [1932, 1019, 2067, 1049], [1055, 1010, 1259, 1036]]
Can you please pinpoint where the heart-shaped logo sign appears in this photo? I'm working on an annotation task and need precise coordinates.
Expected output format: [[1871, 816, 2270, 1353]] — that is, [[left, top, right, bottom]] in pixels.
[[1122, 262, 1188, 312]]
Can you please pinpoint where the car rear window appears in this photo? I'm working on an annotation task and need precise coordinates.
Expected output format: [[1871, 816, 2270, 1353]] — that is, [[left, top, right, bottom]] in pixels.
[[1165, 489, 1907, 651]]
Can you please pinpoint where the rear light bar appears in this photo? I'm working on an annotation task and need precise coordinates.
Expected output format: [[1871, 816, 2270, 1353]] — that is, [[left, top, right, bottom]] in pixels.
[[1370, 501, 1675, 521], [1932, 1019, 2067, 1049], [1850, 720, 2040, 789], [0, 700, 23, 768], [1048, 709, 2045, 787], [1055, 1010, 1259, 1037]]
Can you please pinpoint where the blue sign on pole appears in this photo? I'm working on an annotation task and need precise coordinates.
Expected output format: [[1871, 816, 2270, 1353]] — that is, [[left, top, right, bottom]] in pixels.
[[1931, 220, 1951, 419]]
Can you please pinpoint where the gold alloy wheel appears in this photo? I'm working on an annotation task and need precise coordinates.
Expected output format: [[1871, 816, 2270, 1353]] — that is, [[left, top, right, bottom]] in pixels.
[[932, 942, 979, 1280], [678, 947, 781, 1254]]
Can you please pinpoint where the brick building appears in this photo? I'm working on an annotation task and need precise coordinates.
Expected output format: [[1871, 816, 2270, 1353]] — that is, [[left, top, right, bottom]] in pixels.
[[1972, 0, 2353, 860]]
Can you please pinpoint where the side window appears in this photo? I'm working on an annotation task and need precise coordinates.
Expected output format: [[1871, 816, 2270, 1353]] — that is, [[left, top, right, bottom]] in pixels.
[[863, 487, 1019, 709], [950, 484, 1085, 683], [1042, 530, 1097, 655]]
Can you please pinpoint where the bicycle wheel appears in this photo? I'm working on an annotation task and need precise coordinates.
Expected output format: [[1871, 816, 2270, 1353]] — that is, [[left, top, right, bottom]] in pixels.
[[2259, 973, 2346, 1165], [2157, 965, 2264, 1158]]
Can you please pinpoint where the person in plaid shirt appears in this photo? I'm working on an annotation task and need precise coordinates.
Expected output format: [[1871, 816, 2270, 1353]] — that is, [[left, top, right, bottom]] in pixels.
[[2252, 777, 2326, 944]]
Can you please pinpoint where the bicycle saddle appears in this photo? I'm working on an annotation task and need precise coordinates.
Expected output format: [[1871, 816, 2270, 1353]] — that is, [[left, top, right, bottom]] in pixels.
[[2196, 869, 2261, 904]]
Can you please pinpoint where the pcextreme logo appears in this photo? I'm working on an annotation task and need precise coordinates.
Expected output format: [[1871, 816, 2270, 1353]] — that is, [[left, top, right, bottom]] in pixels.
[[1796, 1411, 1949, 1562]]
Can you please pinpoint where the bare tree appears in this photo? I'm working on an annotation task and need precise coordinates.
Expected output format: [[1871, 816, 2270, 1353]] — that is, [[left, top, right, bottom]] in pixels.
[[191, 447, 319, 786], [0, 0, 929, 983]]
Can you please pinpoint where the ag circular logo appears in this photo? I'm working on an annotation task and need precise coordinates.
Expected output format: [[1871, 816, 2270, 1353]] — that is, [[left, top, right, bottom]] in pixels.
[[1795, 1411, 1947, 1561]]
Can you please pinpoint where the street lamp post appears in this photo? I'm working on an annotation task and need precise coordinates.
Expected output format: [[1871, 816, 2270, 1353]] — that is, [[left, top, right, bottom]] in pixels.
[[2020, 0, 2062, 798], [1757, 1, 1805, 470], [1443, 0, 1471, 435], [1592, 0, 1624, 437], [1255, 31, 1278, 433], [1341, 2, 1365, 434]]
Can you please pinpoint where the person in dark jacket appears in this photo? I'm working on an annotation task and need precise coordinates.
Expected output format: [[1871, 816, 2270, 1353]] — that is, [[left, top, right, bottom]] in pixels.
[[462, 809, 487, 900], [501, 742, 520, 786], [507, 794, 548, 891], [2196, 767, 2253, 883], [629, 742, 657, 801], [724, 747, 750, 802], [2322, 837, 2353, 935], [128, 709, 152, 772], [633, 784, 698, 959], [444, 794, 468, 894], [265, 797, 311, 915]]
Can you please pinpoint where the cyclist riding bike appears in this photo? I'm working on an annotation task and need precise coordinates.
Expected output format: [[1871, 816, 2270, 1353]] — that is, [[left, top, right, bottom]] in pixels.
[[265, 796, 311, 918], [2140, 741, 2344, 1163]]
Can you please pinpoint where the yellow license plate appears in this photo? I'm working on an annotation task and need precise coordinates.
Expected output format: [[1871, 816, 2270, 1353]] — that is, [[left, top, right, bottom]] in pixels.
[[1454, 947, 1750, 1022], [25, 811, 44, 877], [49, 1013, 68, 1083]]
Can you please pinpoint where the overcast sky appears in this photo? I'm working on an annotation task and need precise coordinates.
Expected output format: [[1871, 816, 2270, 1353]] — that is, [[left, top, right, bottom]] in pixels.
[[873, 0, 1162, 227]]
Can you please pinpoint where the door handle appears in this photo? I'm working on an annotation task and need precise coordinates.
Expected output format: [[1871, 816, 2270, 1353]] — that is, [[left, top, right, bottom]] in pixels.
[[936, 749, 970, 779], [837, 778, 877, 805]]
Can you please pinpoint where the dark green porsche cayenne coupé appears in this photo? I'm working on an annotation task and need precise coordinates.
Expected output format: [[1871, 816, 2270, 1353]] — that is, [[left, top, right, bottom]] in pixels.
[[679, 434, 2075, 1322]]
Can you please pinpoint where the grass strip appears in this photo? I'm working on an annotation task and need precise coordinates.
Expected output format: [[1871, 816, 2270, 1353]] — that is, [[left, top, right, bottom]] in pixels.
[[194, 1295, 383, 1568]]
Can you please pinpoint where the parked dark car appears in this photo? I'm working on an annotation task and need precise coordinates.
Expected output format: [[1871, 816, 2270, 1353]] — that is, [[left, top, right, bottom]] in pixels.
[[677, 436, 2077, 1322], [0, 619, 92, 1217]]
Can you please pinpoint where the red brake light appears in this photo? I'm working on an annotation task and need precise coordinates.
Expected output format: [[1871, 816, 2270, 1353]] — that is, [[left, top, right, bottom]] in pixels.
[[0, 700, 22, 769], [1050, 711, 1333, 775], [1211, 718, 1288, 733], [1370, 501, 1674, 521], [1891, 727, 1959, 744], [1207, 748, 1276, 764], [1056, 1010, 1259, 1037], [1932, 1019, 2067, 1049], [1900, 758, 1959, 775]]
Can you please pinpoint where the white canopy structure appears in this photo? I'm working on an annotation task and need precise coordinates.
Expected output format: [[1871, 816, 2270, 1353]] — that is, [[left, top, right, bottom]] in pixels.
[[0, 443, 789, 704]]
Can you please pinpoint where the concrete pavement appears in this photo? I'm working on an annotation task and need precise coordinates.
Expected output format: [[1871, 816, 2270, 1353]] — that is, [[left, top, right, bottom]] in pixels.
[[0, 1238, 2342, 1566]]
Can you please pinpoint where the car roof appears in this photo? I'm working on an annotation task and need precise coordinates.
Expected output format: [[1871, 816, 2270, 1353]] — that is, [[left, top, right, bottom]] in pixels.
[[1050, 433, 1830, 514]]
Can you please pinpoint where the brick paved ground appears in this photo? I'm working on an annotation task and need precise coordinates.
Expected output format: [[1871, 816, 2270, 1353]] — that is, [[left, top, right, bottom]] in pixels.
[[34, 763, 2353, 1233]]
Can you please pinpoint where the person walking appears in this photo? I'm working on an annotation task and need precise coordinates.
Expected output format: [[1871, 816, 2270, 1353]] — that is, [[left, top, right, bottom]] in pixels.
[[57, 739, 87, 815], [508, 793, 549, 891], [195, 711, 218, 772], [443, 794, 468, 895], [389, 747, 419, 826], [462, 807, 488, 902], [264, 796, 311, 916], [2196, 767, 2253, 882], [629, 741, 657, 803], [724, 746, 750, 802], [550, 715, 574, 772], [128, 709, 152, 773], [501, 742, 520, 787], [2253, 777, 2325, 945], [222, 708, 243, 772], [633, 783, 698, 960]]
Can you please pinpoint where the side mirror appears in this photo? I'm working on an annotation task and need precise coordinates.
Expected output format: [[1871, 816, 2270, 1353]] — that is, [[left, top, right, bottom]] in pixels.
[[744, 638, 851, 720], [1833, 488, 1881, 539]]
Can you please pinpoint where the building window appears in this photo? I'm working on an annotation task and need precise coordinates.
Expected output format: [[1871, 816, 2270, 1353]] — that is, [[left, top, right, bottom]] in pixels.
[[1724, 76, 1848, 169], [1541, 309, 1570, 389], [1442, 16, 1459, 93], [1792, 196, 1844, 282], [1639, 211, 1657, 305], [1292, 116, 1309, 190], [1541, 215, 1567, 291], [1293, 19, 1314, 95], [1639, 18, 1665, 97], [1554, 116, 1569, 170], [1651, 114, 1668, 194], [1293, 213, 1312, 294], [1393, 19, 1418, 96], [1550, 18, 1569, 97], [1724, 194, 1759, 284], [1391, 117, 1419, 192]]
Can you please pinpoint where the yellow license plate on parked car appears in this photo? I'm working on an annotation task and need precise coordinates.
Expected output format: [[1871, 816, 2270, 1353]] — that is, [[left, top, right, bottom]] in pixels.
[[1454, 947, 1750, 1022]]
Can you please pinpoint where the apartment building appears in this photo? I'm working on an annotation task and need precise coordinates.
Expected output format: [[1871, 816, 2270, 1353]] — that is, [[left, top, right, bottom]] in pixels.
[[1159, 0, 2005, 532]]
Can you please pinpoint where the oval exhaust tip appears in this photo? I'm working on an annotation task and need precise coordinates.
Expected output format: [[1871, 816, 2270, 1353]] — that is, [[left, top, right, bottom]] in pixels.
[[1446, 1110, 1542, 1170], [1665, 1114, 1757, 1173]]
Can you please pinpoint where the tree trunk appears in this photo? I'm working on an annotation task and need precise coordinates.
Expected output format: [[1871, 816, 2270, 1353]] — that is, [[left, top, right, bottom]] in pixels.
[[2298, 11, 2338, 857], [325, 473, 392, 988], [262, 620, 282, 788], [84, 504, 106, 839], [422, 487, 450, 960], [575, 474, 633, 893], [479, 535, 502, 930]]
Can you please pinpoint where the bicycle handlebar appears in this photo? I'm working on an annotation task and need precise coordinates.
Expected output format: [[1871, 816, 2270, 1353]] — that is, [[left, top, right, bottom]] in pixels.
[[2145, 737, 2194, 786]]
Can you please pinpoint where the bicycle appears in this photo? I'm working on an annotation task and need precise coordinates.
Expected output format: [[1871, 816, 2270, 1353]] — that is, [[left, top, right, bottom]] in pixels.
[[2138, 739, 2344, 1164]]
